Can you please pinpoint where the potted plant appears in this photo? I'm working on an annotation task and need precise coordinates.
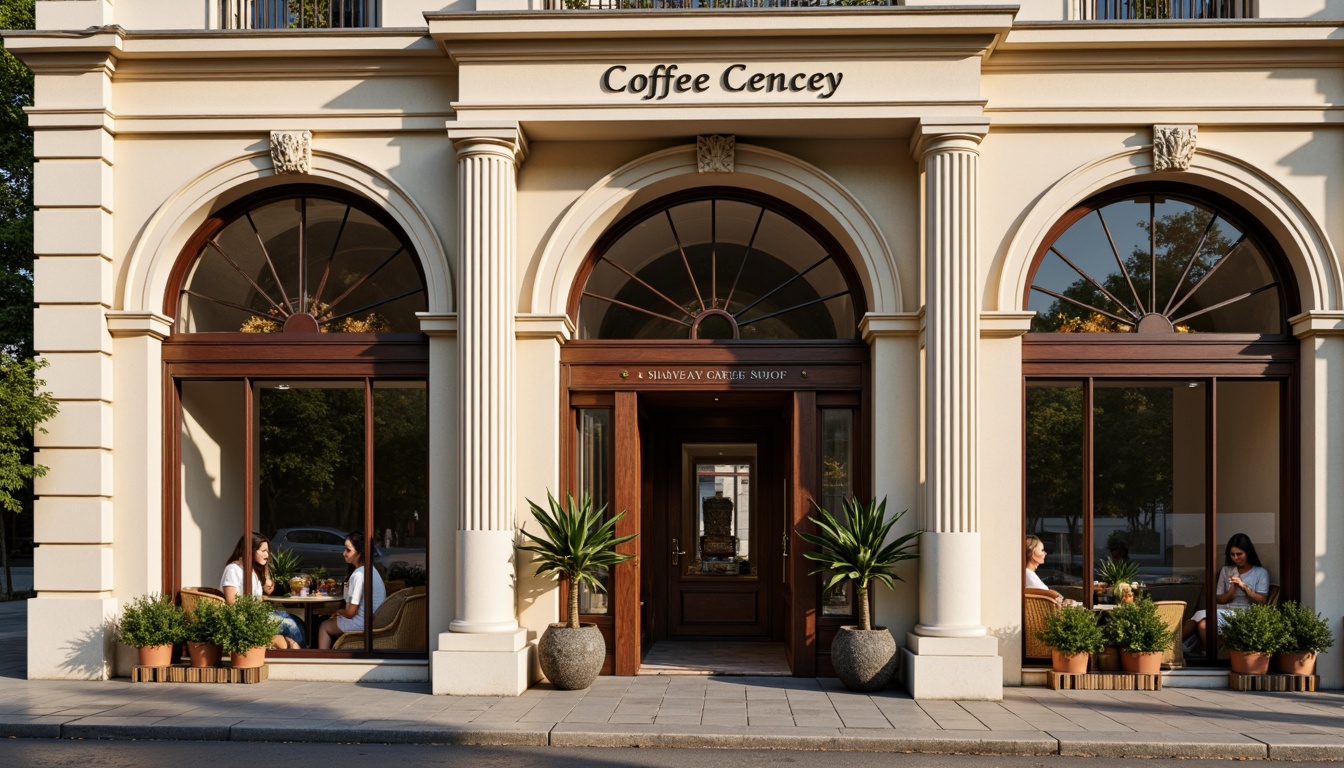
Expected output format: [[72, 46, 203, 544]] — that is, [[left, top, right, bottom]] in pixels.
[[185, 598, 224, 668], [517, 492, 637, 690], [798, 497, 920, 692], [214, 594, 280, 669], [1095, 558, 1141, 604], [268, 547, 302, 596], [1219, 602, 1288, 675], [1036, 604, 1105, 674], [118, 593, 187, 667], [1275, 601, 1334, 675], [1103, 594, 1175, 674]]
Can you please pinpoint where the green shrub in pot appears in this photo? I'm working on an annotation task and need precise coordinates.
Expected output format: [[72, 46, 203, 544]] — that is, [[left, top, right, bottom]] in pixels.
[[1037, 604, 1105, 655], [214, 595, 280, 657], [119, 593, 187, 666], [1275, 601, 1333, 675]]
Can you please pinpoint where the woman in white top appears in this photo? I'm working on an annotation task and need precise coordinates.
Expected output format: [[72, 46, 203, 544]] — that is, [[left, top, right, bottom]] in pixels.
[[1183, 533, 1271, 650], [1025, 534, 1063, 603], [317, 531, 387, 649], [221, 533, 304, 649]]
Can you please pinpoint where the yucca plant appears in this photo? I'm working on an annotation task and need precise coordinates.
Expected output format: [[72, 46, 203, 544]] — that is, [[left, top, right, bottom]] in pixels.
[[518, 492, 638, 629], [798, 497, 921, 631]]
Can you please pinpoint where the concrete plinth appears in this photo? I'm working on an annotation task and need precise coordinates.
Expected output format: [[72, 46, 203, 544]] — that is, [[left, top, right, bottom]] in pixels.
[[903, 634, 1002, 700], [432, 628, 531, 696]]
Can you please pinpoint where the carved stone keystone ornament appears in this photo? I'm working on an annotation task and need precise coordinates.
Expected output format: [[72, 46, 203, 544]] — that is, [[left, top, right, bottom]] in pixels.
[[1153, 125, 1197, 171], [271, 130, 313, 175], [697, 135, 734, 173]]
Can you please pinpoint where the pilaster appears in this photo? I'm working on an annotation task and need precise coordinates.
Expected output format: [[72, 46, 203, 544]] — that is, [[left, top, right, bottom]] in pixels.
[[904, 119, 1001, 700], [434, 124, 531, 696]]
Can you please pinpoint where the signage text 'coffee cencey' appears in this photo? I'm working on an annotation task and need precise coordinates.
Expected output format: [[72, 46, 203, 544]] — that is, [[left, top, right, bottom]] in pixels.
[[601, 64, 844, 101]]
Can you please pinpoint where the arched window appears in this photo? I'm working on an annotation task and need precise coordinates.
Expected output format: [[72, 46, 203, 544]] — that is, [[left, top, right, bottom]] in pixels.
[[573, 189, 862, 340], [1028, 188, 1288, 335], [174, 186, 425, 333], [1022, 183, 1298, 668]]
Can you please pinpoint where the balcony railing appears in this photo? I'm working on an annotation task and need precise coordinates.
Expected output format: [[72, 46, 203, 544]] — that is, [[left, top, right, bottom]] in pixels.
[[1083, 0, 1253, 19], [220, 0, 380, 29], [548, 0, 896, 8]]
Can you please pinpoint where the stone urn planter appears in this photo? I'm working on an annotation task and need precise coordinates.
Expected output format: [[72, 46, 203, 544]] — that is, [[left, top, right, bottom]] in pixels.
[[1052, 649, 1089, 675], [1229, 650, 1271, 675], [831, 626, 898, 692], [1120, 650, 1162, 674], [538, 623, 606, 690], [1275, 651, 1317, 675]]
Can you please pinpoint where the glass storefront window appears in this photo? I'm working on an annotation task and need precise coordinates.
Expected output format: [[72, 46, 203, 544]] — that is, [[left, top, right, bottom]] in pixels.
[[576, 409, 612, 614]]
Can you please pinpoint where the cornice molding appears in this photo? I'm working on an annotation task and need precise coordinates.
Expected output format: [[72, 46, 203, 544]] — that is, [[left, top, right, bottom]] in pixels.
[[980, 311, 1036, 338], [417, 312, 458, 337], [106, 311, 173, 341], [515, 314, 574, 343], [1291, 311, 1344, 339], [860, 312, 922, 341]]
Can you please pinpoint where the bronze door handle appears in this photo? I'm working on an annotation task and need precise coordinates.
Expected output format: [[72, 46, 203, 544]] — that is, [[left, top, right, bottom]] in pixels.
[[672, 538, 686, 566]]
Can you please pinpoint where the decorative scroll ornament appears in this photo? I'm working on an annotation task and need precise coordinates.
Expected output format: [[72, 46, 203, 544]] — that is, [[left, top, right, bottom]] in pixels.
[[1152, 125, 1197, 171], [697, 135, 735, 173], [270, 130, 312, 175]]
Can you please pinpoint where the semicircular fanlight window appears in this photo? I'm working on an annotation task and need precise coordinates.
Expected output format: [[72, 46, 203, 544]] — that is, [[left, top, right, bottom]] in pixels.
[[577, 193, 858, 340], [177, 192, 425, 333], [1028, 193, 1285, 335]]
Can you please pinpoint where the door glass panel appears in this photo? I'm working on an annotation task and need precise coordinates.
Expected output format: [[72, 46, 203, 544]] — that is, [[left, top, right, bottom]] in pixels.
[[373, 382, 429, 650], [180, 381, 247, 592], [686, 446, 755, 578], [1094, 382, 1206, 632], [1024, 382, 1085, 596], [576, 409, 612, 614], [820, 409, 855, 616]]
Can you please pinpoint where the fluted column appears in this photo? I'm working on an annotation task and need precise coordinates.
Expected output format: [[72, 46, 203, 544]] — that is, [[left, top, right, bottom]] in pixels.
[[903, 119, 1001, 700], [449, 124, 527, 635]]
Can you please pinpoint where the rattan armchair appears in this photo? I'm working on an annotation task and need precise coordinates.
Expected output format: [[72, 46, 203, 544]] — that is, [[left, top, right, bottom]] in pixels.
[[179, 587, 225, 618], [1152, 600, 1186, 668], [332, 586, 427, 650], [1023, 593, 1060, 659]]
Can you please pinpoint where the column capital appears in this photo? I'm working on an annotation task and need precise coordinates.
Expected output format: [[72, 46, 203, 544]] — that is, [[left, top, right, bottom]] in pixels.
[[980, 311, 1036, 339], [105, 311, 172, 341], [1290, 311, 1344, 339], [909, 118, 989, 161], [859, 312, 921, 342], [417, 312, 457, 337], [447, 121, 528, 165], [516, 313, 574, 343]]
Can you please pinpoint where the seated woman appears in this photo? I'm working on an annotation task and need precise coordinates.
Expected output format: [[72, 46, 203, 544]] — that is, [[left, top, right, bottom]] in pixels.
[[1183, 532, 1270, 650], [1025, 534, 1063, 603], [317, 531, 387, 649], [221, 533, 305, 650]]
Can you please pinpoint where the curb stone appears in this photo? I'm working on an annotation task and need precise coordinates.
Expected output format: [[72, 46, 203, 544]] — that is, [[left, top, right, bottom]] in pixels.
[[1053, 732, 1267, 759]]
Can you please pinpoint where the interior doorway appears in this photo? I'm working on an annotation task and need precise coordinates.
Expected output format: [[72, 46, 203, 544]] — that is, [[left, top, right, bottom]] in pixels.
[[642, 396, 790, 654]]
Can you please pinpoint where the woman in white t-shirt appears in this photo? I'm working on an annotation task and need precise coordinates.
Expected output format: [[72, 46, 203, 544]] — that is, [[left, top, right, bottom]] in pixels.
[[1025, 534, 1063, 603], [317, 531, 386, 649], [1183, 533, 1271, 650], [221, 533, 304, 649]]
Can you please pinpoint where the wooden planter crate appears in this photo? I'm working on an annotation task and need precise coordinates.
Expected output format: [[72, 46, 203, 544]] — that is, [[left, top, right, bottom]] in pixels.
[[1050, 671, 1162, 690], [132, 664, 268, 684], [1228, 672, 1317, 692]]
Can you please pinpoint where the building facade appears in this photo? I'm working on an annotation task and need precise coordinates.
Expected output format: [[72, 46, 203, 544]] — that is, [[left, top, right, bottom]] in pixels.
[[10, 0, 1344, 700]]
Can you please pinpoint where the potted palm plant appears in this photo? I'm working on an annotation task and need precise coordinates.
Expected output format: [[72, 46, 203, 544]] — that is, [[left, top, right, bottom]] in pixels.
[[214, 594, 280, 669], [1103, 594, 1175, 674], [1275, 601, 1334, 675], [268, 547, 302, 596], [798, 497, 920, 692], [517, 492, 637, 690], [1037, 604, 1105, 674], [185, 598, 224, 668], [1221, 603, 1288, 675], [118, 593, 188, 667], [1095, 558, 1141, 604]]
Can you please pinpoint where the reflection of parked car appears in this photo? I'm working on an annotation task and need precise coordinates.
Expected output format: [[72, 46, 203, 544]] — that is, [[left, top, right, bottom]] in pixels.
[[270, 527, 425, 574], [271, 527, 380, 574]]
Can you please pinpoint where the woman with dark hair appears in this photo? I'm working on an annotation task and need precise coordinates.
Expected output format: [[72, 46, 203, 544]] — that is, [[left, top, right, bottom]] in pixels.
[[316, 531, 387, 649], [1183, 533, 1271, 650], [220, 533, 305, 649]]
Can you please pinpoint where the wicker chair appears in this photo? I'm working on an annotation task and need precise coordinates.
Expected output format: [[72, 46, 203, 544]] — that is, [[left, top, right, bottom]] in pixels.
[[1152, 600, 1186, 668], [333, 586, 427, 650], [1023, 594, 1060, 659], [179, 587, 225, 618]]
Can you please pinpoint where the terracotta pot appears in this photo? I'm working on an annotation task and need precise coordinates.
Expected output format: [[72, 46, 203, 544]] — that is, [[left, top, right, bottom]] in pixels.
[[136, 644, 174, 667], [1275, 651, 1317, 676], [229, 646, 267, 669], [1120, 650, 1162, 674], [1095, 646, 1120, 672], [1052, 649, 1090, 674], [188, 641, 222, 668], [1229, 650, 1272, 675]]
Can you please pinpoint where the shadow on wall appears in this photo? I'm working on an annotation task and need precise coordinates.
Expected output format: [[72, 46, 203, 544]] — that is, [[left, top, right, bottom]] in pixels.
[[56, 615, 116, 680]]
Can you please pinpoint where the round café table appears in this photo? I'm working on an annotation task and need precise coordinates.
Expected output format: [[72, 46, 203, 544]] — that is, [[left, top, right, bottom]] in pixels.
[[264, 594, 344, 648]]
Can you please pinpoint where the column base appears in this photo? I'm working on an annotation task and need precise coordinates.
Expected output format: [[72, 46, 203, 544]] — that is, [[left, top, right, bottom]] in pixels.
[[902, 634, 1002, 700], [27, 596, 115, 680], [432, 629, 531, 696]]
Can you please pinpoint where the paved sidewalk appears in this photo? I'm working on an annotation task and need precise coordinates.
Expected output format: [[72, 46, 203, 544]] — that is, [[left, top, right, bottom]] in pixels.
[[4, 594, 1344, 759]]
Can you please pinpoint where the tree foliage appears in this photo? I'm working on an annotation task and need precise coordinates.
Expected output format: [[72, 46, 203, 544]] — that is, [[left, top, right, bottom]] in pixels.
[[0, 0, 34, 358]]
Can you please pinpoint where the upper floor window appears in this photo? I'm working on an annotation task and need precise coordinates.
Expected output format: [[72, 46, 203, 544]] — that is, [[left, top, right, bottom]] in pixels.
[[175, 187, 425, 334], [574, 189, 861, 340], [1027, 186, 1290, 335], [1084, 0, 1253, 20], [220, 0, 380, 30]]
